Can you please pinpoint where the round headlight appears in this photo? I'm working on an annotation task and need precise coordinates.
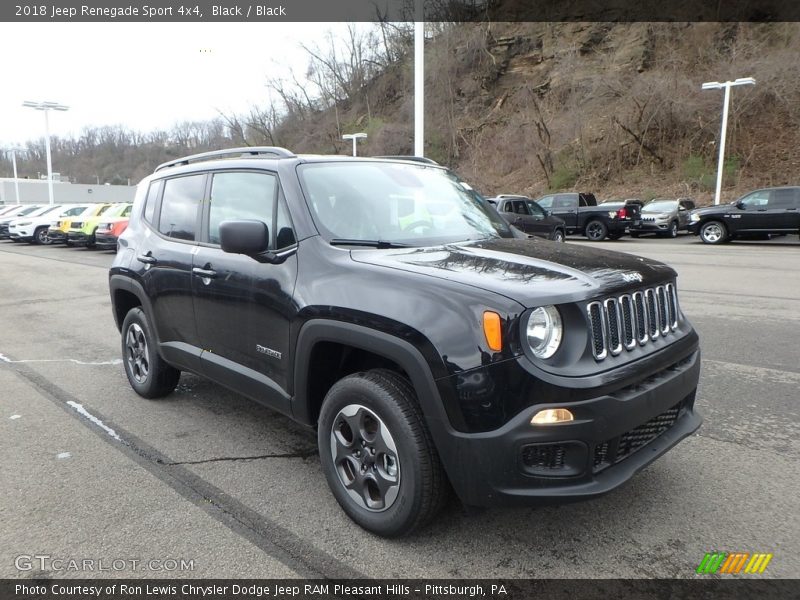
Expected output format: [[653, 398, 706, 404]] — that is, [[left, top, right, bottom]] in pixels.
[[526, 306, 563, 359]]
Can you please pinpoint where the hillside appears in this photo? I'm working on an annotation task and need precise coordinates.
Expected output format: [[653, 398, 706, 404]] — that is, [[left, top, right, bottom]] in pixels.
[[2, 22, 799, 204], [274, 22, 800, 204]]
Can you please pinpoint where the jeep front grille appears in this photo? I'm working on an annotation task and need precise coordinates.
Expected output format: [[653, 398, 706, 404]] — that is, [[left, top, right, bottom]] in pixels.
[[587, 283, 679, 360]]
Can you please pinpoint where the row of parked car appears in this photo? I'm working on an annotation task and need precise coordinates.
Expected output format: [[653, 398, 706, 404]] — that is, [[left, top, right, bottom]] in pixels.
[[488, 186, 800, 244], [0, 202, 132, 249]]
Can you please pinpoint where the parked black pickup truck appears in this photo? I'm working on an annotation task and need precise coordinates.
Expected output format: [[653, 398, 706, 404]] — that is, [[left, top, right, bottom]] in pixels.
[[534, 193, 641, 241]]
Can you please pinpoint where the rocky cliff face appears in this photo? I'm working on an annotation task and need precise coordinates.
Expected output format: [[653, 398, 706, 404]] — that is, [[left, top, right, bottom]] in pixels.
[[278, 22, 800, 203]]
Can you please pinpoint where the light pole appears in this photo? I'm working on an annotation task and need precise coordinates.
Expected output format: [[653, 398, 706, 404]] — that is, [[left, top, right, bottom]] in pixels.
[[22, 100, 69, 205], [701, 78, 755, 205], [414, 15, 424, 157], [2, 147, 24, 203], [342, 132, 367, 157]]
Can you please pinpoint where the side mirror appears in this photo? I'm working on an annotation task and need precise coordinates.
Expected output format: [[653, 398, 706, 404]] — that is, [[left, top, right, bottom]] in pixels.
[[545, 209, 552, 216], [220, 219, 279, 263], [735, 201, 746, 209]]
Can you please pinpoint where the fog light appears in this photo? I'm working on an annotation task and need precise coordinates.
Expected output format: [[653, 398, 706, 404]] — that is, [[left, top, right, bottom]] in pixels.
[[531, 408, 574, 425]]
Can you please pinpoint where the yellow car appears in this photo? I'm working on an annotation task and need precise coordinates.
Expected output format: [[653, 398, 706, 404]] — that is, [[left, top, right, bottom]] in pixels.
[[67, 203, 132, 248], [48, 204, 112, 245]]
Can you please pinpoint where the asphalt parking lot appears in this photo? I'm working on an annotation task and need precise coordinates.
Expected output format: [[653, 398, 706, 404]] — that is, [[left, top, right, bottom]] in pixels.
[[1, 233, 798, 579]]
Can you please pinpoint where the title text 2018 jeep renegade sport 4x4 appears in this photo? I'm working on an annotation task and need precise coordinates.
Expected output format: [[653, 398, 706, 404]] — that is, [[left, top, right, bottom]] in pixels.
[[109, 148, 701, 537]]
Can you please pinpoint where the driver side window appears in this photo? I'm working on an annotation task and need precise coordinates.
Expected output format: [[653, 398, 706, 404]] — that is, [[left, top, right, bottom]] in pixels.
[[527, 201, 546, 220], [739, 191, 769, 209]]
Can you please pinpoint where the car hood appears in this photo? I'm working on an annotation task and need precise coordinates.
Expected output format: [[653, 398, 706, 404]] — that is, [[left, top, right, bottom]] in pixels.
[[350, 237, 676, 307], [691, 204, 733, 217]]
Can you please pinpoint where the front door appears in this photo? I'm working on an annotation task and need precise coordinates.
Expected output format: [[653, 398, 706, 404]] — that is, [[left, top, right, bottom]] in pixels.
[[730, 189, 771, 233], [192, 170, 299, 408]]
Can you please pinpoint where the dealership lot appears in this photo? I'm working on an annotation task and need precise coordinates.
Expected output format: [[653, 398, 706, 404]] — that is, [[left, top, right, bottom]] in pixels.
[[1, 235, 798, 579]]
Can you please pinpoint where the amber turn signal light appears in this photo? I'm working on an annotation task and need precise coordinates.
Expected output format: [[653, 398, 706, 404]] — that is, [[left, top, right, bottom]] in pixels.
[[483, 311, 502, 351]]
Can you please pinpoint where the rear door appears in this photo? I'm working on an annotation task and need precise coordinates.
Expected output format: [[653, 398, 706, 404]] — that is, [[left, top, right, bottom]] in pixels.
[[135, 174, 205, 370], [552, 194, 578, 230], [765, 188, 800, 231]]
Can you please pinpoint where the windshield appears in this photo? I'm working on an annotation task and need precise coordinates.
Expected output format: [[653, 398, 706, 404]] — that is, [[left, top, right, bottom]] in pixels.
[[16, 206, 41, 217], [644, 201, 676, 212], [298, 162, 511, 245], [34, 205, 64, 217]]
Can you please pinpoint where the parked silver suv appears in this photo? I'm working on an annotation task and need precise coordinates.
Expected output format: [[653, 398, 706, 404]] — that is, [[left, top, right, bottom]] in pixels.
[[630, 198, 695, 238]]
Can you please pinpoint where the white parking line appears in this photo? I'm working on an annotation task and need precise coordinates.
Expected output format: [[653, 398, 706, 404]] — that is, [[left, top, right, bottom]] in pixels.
[[65, 401, 122, 442]]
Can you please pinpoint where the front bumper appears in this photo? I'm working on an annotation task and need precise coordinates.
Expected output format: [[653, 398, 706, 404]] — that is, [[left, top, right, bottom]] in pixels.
[[47, 229, 67, 243], [630, 221, 670, 233], [437, 347, 701, 507], [95, 233, 119, 249], [67, 231, 92, 245], [687, 222, 701, 235]]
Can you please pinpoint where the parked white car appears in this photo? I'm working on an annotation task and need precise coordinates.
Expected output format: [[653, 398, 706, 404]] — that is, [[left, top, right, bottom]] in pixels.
[[9, 205, 89, 244], [0, 205, 43, 239]]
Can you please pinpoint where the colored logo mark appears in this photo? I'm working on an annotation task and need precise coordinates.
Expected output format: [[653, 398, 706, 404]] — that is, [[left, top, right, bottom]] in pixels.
[[696, 552, 773, 574]]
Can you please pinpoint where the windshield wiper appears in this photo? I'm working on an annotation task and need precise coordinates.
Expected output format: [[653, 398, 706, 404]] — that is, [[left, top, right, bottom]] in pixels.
[[329, 239, 410, 249]]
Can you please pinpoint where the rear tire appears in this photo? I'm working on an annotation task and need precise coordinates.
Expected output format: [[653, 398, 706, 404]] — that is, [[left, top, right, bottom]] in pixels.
[[699, 220, 728, 244], [318, 369, 448, 537], [585, 220, 608, 241], [121, 307, 180, 399]]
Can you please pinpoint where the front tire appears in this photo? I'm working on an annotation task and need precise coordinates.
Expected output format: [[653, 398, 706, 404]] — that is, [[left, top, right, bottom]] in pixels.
[[699, 220, 728, 244], [585, 220, 608, 241], [663, 221, 678, 238], [318, 369, 447, 537], [34, 226, 51, 245], [121, 307, 180, 399], [551, 229, 565, 243]]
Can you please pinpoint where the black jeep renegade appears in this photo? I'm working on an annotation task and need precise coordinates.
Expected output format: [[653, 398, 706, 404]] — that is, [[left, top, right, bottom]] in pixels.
[[109, 147, 701, 536]]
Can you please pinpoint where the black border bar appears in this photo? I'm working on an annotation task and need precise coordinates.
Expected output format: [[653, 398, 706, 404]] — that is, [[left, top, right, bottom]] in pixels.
[[3, 1, 800, 23], [2, 579, 799, 600]]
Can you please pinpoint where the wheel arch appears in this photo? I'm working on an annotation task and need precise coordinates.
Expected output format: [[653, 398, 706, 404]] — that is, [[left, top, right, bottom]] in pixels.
[[292, 320, 452, 430]]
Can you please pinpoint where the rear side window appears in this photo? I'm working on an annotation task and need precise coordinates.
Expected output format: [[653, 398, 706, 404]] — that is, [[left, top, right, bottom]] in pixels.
[[208, 172, 278, 245], [768, 188, 799, 208], [159, 175, 205, 241], [143, 181, 163, 224], [536, 196, 554, 209]]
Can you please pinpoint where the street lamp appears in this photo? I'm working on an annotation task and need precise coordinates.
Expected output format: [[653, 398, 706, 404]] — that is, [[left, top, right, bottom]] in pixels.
[[342, 132, 367, 157], [701, 78, 756, 205], [22, 100, 69, 205], [2, 146, 24, 204]]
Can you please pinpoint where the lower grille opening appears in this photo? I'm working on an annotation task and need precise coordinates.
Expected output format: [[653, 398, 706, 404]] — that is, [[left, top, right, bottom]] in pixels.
[[593, 399, 685, 472], [522, 444, 566, 471]]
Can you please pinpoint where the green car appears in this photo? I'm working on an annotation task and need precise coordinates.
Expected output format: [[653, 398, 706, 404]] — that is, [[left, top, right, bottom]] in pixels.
[[66, 203, 132, 248]]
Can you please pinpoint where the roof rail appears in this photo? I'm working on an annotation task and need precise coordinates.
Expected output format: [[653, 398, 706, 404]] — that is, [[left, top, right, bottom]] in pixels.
[[373, 155, 440, 165], [154, 146, 296, 172]]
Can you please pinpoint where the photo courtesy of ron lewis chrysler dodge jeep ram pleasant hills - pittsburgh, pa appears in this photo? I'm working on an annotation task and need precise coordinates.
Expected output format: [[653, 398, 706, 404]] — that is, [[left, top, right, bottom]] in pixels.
[[109, 147, 701, 537]]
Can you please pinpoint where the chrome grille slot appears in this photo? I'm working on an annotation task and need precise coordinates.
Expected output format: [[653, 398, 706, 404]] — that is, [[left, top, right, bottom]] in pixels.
[[645, 288, 659, 339], [656, 286, 669, 335], [588, 283, 681, 361], [587, 302, 607, 360], [604, 298, 622, 356], [666, 283, 678, 329], [619, 295, 636, 350], [633, 291, 648, 345]]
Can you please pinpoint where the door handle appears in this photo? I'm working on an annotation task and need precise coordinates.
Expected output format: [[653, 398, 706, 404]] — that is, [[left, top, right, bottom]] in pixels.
[[192, 267, 217, 279], [137, 253, 157, 265]]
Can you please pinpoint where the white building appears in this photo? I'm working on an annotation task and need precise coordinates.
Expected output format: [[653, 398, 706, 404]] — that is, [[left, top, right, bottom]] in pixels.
[[0, 178, 136, 206]]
